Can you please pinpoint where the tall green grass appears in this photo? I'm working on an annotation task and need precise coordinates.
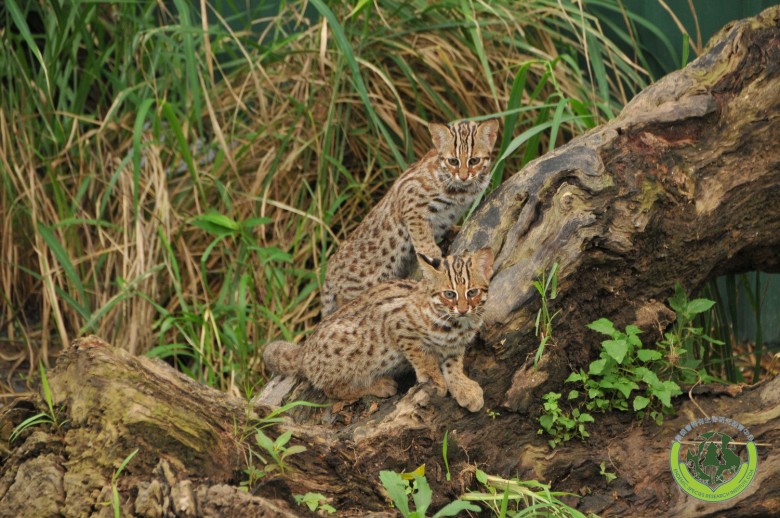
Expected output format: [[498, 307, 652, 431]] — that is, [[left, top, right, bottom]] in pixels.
[[1, 0, 672, 394]]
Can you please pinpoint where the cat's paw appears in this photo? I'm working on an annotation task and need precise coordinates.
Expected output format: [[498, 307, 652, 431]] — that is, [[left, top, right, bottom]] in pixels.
[[451, 379, 484, 412], [370, 377, 398, 398], [418, 373, 447, 396], [430, 378, 447, 397]]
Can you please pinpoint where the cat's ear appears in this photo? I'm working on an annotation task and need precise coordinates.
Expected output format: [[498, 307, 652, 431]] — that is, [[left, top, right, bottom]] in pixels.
[[428, 122, 453, 152], [475, 119, 500, 152], [417, 252, 442, 280], [472, 247, 494, 281]]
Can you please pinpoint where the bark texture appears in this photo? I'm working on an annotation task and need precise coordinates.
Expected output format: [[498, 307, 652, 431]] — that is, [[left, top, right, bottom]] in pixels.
[[1, 6, 779, 517]]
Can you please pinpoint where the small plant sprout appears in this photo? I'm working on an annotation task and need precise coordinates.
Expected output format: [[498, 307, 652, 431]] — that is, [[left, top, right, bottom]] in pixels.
[[379, 468, 480, 518], [599, 462, 617, 484], [109, 448, 140, 518], [533, 262, 561, 368], [442, 431, 451, 481], [239, 400, 322, 490], [253, 429, 307, 475], [537, 392, 593, 449], [10, 362, 66, 443], [294, 492, 336, 514]]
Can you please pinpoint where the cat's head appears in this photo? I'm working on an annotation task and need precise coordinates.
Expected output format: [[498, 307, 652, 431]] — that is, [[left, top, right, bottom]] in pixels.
[[417, 248, 494, 323], [428, 119, 500, 190]]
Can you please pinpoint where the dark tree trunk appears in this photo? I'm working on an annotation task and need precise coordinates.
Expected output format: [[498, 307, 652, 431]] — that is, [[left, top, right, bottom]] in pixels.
[[2, 6, 779, 518]]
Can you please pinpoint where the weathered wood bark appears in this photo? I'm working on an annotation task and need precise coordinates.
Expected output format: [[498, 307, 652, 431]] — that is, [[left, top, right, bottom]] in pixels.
[[2, 6, 779, 518]]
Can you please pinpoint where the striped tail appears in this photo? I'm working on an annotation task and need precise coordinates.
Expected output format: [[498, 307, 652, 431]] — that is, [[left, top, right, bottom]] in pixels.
[[263, 340, 301, 376], [320, 276, 337, 317]]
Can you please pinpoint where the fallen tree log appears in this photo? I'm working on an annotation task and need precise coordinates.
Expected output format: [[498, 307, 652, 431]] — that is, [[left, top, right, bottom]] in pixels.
[[1, 6, 779, 518]]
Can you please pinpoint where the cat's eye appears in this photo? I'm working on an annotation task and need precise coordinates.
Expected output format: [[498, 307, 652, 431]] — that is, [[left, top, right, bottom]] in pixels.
[[447, 158, 460, 167], [466, 288, 480, 298], [468, 157, 481, 166], [442, 290, 457, 300]]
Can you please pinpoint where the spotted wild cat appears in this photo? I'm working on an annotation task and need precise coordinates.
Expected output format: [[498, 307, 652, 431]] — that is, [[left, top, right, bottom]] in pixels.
[[320, 119, 499, 315], [264, 248, 493, 412]]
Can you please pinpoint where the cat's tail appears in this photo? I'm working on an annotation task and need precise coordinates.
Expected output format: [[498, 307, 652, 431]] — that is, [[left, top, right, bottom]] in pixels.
[[263, 340, 300, 377], [320, 282, 336, 317]]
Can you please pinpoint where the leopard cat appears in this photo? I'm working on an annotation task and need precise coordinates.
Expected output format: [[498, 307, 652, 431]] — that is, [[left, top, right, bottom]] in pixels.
[[320, 119, 499, 316], [264, 248, 494, 412]]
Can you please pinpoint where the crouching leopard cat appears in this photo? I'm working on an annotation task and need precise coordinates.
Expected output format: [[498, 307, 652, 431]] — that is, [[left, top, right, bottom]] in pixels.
[[264, 248, 494, 412], [321, 119, 499, 316]]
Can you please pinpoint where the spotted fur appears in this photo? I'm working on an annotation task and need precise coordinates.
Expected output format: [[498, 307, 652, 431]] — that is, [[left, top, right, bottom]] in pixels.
[[264, 248, 494, 412], [321, 119, 499, 316]]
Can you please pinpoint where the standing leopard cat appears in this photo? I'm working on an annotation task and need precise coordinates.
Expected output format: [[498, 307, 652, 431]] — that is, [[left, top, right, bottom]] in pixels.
[[265, 248, 493, 412], [321, 119, 499, 316]]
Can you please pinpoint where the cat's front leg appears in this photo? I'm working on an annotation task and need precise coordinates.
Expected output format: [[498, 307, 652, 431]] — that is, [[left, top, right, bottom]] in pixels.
[[405, 213, 442, 260], [441, 355, 484, 412], [399, 339, 447, 396]]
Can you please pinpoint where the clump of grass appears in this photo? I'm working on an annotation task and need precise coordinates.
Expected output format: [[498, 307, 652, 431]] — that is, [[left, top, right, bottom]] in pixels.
[[1, 1, 660, 393]]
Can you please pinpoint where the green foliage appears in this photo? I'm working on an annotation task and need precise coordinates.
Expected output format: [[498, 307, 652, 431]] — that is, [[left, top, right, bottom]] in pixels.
[[240, 429, 306, 489], [599, 462, 617, 484], [537, 392, 594, 449], [109, 448, 140, 518], [9, 363, 65, 443], [294, 492, 336, 514], [659, 283, 724, 384], [146, 212, 294, 391], [462, 470, 588, 517], [540, 286, 723, 448], [441, 430, 451, 482], [239, 400, 323, 491], [566, 318, 681, 425], [379, 470, 480, 518], [533, 263, 561, 368]]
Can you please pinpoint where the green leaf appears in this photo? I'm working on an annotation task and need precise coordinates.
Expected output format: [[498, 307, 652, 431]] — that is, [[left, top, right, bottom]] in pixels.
[[603, 339, 629, 364], [614, 380, 639, 399], [589, 358, 608, 375], [412, 475, 432, 516], [240, 217, 274, 229], [39, 362, 55, 417], [637, 349, 662, 362], [282, 445, 307, 457], [639, 369, 660, 387], [432, 500, 482, 517], [578, 413, 595, 423], [565, 372, 583, 383], [379, 471, 410, 517], [633, 396, 650, 411], [686, 298, 716, 315], [625, 324, 642, 337], [255, 430, 275, 454], [113, 448, 140, 482], [567, 390, 580, 400], [442, 430, 450, 482], [36, 222, 89, 318], [274, 430, 292, 449], [587, 318, 618, 337], [627, 332, 643, 348], [668, 283, 687, 315], [192, 212, 239, 236], [475, 469, 488, 485]]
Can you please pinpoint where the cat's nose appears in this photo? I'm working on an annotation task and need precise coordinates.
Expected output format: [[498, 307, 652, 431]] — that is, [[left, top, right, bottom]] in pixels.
[[458, 167, 470, 181], [457, 302, 469, 315]]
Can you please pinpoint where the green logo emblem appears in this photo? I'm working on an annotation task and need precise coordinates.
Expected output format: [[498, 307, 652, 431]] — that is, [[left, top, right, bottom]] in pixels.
[[670, 417, 757, 502]]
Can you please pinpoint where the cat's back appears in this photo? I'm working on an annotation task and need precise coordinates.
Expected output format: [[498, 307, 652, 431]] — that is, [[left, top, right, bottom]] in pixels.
[[301, 279, 419, 381]]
